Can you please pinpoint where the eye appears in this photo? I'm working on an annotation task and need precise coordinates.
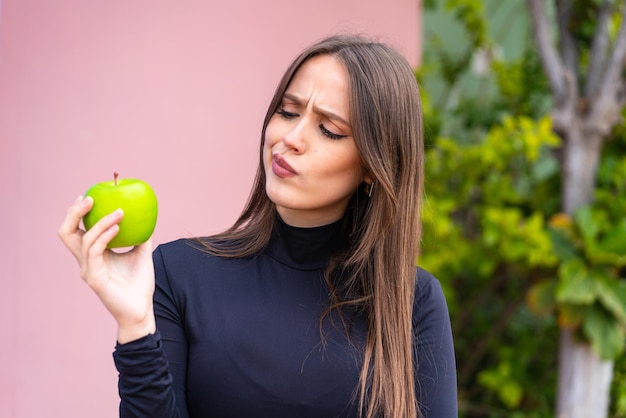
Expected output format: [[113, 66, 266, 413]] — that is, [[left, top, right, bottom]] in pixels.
[[319, 124, 348, 140], [277, 109, 298, 119]]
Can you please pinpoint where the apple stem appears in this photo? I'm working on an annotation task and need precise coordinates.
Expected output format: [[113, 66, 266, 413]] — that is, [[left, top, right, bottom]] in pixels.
[[114, 172, 119, 186]]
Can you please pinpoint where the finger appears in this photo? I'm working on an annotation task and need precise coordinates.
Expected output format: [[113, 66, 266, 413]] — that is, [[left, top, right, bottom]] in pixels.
[[81, 208, 124, 252], [80, 223, 120, 283], [92, 223, 121, 254], [80, 210, 122, 278], [58, 195, 94, 258]]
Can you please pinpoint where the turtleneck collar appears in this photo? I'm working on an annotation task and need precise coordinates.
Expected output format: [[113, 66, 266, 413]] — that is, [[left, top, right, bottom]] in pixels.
[[265, 213, 346, 270]]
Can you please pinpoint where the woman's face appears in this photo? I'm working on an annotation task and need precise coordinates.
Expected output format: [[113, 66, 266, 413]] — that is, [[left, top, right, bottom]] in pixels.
[[264, 54, 368, 227]]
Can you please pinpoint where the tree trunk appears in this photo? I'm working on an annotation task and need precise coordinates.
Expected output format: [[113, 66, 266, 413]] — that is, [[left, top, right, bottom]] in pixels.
[[557, 127, 612, 418], [560, 127, 602, 213], [557, 330, 614, 418], [525, 1, 626, 415]]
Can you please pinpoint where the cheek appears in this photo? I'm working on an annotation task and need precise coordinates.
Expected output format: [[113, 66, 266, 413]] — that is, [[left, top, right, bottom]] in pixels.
[[264, 119, 285, 157], [343, 153, 366, 188], [263, 124, 278, 162], [264, 116, 281, 145], [315, 151, 363, 185]]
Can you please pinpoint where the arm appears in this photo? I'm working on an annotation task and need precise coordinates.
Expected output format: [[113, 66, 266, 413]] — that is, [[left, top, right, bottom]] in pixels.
[[57, 195, 181, 416], [414, 270, 458, 418], [58, 195, 157, 343], [114, 332, 180, 417], [113, 246, 191, 418]]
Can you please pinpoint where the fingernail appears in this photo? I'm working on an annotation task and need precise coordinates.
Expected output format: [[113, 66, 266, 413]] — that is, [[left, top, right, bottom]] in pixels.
[[74, 195, 83, 203]]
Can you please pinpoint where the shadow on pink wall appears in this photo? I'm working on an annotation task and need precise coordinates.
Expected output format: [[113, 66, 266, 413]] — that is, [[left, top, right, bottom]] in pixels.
[[0, 1, 420, 416]]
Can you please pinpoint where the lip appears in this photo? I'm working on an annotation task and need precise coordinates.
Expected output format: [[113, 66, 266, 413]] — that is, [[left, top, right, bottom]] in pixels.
[[272, 153, 297, 178]]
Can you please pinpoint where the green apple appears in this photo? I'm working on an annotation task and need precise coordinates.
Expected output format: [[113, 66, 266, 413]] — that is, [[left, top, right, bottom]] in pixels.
[[83, 172, 158, 249]]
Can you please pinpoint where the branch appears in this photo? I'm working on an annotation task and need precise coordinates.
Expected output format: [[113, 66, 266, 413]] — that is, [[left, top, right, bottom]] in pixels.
[[527, 0, 567, 103], [557, 0, 579, 84], [596, 4, 626, 102], [584, 0, 612, 98], [588, 3, 626, 135]]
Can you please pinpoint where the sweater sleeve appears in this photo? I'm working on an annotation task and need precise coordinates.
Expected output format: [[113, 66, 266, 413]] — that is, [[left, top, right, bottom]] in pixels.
[[414, 269, 458, 418], [112, 245, 190, 418]]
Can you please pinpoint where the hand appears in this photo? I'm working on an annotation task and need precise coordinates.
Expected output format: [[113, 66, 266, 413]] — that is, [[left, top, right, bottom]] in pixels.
[[58, 195, 157, 343]]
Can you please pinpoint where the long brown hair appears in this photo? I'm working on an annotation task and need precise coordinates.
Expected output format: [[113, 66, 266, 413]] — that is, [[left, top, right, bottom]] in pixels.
[[201, 35, 424, 418]]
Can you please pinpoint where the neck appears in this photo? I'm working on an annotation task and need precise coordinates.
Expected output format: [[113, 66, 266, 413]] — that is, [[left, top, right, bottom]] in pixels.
[[275, 207, 346, 228], [266, 212, 346, 269]]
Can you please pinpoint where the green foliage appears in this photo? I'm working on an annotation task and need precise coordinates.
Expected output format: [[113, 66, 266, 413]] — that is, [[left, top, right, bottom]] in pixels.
[[478, 358, 523, 409], [443, 0, 488, 48], [417, 0, 493, 105], [422, 115, 561, 274], [528, 146, 626, 360], [612, 353, 626, 417], [421, 112, 562, 416], [420, 1, 626, 416], [491, 49, 551, 118]]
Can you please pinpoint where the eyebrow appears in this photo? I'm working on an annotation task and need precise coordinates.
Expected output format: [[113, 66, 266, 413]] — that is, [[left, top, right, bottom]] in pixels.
[[283, 93, 350, 127]]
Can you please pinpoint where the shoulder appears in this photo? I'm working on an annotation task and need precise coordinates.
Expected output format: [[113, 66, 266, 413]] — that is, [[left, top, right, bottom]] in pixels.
[[415, 267, 446, 304], [413, 267, 451, 327], [155, 237, 196, 254], [152, 238, 225, 276], [151, 238, 246, 303], [152, 237, 260, 282], [154, 238, 206, 263]]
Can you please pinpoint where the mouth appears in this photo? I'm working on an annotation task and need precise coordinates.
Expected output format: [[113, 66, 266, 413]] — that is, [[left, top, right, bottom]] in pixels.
[[272, 153, 297, 178]]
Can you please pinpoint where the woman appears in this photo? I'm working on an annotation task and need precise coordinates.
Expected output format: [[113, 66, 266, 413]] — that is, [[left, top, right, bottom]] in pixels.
[[59, 35, 457, 417]]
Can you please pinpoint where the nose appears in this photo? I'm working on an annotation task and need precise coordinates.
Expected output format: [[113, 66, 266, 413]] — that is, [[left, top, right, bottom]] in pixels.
[[282, 119, 307, 153]]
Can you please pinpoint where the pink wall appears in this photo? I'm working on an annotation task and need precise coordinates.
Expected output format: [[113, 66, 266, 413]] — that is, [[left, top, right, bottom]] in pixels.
[[0, 1, 420, 416]]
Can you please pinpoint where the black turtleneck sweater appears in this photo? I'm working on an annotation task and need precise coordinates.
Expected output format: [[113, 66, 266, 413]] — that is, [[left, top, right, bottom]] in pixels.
[[113, 217, 457, 417]]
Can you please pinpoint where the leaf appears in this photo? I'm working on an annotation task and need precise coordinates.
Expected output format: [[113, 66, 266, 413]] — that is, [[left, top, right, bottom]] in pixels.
[[548, 226, 579, 262], [595, 272, 626, 324], [531, 153, 559, 182], [499, 381, 524, 409], [573, 206, 603, 249], [549, 213, 573, 229], [587, 219, 626, 266], [582, 305, 625, 360], [598, 220, 626, 255], [477, 361, 523, 409], [555, 259, 596, 305], [536, 116, 561, 146], [526, 280, 556, 316], [557, 304, 586, 329]]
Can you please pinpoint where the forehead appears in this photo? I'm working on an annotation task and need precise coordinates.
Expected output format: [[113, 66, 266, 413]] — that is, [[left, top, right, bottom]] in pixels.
[[285, 54, 350, 110]]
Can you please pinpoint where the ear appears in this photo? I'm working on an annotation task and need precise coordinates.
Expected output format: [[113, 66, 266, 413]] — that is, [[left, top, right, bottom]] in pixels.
[[362, 168, 373, 185]]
